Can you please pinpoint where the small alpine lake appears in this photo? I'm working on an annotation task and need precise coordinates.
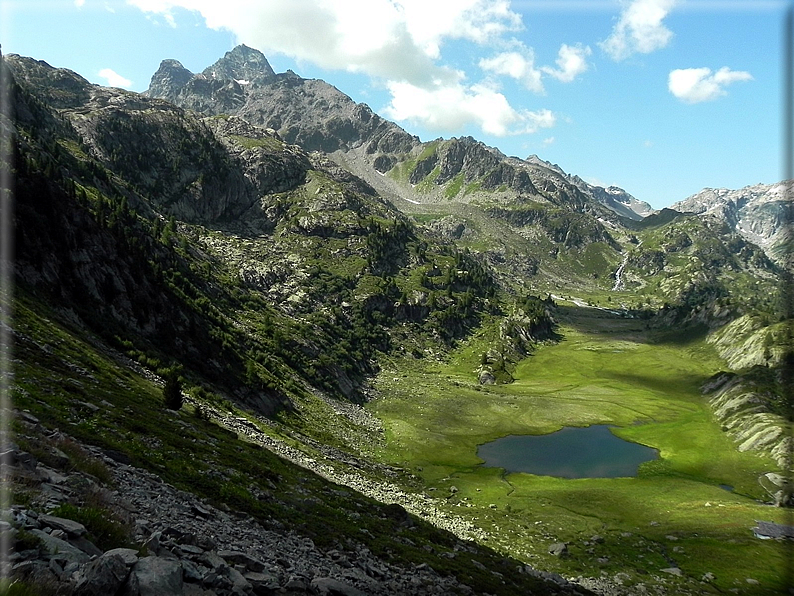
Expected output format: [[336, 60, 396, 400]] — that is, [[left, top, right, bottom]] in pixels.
[[477, 424, 659, 478]]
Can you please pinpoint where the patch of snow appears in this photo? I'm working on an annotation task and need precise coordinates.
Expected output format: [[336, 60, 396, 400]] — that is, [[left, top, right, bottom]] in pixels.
[[235, 79, 250, 85]]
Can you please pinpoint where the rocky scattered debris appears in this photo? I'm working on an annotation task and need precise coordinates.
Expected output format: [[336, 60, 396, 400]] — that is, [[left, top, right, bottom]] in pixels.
[[5, 417, 594, 596], [5, 440, 475, 595], [207, 404, 489, 544]]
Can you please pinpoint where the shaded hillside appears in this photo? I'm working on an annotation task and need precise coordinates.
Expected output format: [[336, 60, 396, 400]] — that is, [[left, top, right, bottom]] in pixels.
[[7, 54, 499, 412]]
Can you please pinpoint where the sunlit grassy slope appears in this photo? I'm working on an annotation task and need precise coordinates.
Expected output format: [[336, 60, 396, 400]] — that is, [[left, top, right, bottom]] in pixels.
[[369, 304, 789, 594]]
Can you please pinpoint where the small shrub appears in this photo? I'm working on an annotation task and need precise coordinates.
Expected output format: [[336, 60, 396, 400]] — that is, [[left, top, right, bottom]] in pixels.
[[54, 436, 113, 485], [13, 529, 43, 553], [163, 368, 183, 411]]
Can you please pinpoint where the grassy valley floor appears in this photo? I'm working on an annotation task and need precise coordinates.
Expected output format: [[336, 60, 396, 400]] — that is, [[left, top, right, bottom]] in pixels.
[[369, 303, 790, 594]]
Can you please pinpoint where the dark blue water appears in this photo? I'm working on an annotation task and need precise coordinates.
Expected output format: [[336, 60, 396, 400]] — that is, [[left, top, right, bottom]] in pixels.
[[477, 425, 659, 478]]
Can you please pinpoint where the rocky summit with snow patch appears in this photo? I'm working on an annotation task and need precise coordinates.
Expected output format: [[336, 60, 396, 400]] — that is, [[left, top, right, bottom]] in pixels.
[[671, 181, 791, 264]]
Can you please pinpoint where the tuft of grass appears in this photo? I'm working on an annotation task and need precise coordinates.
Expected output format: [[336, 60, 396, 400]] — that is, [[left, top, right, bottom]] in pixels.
[[54, 436, 114, 485], [0, 579, 60, 596], [49, 503, 133, 552]]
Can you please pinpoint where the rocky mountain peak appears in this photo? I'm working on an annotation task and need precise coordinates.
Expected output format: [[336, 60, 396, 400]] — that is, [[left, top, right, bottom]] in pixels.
[[202, 44, 275, 84], [671, 180, 790, 262], [145, 58, 194, 101]]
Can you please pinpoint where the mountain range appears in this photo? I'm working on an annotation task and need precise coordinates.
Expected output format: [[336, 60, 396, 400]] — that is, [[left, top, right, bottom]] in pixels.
[[3, 44, 791, 596], [672, 181, 791, 265]]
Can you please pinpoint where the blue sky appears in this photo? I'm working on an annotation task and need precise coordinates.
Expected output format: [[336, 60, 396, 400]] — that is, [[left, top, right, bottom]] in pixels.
[[2, 0, 789, 208]]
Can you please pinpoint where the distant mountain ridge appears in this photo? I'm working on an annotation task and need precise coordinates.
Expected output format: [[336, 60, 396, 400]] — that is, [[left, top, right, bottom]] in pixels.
[[672, 181, 790, 264], [527, 156, 655, 221], [145, 45, 653, 221]]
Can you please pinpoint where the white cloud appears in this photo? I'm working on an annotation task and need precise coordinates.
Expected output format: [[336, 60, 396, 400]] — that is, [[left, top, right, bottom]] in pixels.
[[383, 80, 555, 137], [125, 0, 566, 136], [98, 68, 133, 88], [542, 136, 555, 146], [125, 0, 521, 87], [541, 43, 591, 82], [480, 42, 590, 93], [396, 0, 522, 58], [668, 66, 753, 103], [600, 0, 678, 61], [75, 0, 85, 7], [479, 50, 544, 93]]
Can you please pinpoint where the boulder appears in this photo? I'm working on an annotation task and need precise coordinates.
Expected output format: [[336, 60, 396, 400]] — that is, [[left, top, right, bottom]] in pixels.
[[29, 529, 90, 565], [74, 553, 129, 596], [311, 577, 367, 596], [38, 514, 87, 537], [225, 566, 251, 591], [759, 472, 793, 506], [548, 542, 568, 558], [69, 535, 103, 557], [244, 571, 280, 592], [123, 556, 183, 596], [478, 369, 496, 385], [217, 549, 265, 571], [104, 547, 140, 566]]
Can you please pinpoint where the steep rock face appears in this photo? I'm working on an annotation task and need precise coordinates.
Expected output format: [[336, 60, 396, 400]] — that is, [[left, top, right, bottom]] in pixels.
[[579, 182, 655, 221], [145, 58, 193, 103], [202, 44, 276, 83], [387, 136, 608, 215], [69, 95, 260, 223], [530, 156, 654, 220], [671, 181, 790, 263], [702, 369, 792, 491], [206, 116, 314, 218], [8, 54, 316, 225], [6, 55, 93, 109], [145, 46, 417, 156], [236, 76, 417, 154]]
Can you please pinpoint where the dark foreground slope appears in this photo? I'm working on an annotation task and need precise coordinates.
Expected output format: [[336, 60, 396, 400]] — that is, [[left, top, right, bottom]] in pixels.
[[8, 293, 590, 596]]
